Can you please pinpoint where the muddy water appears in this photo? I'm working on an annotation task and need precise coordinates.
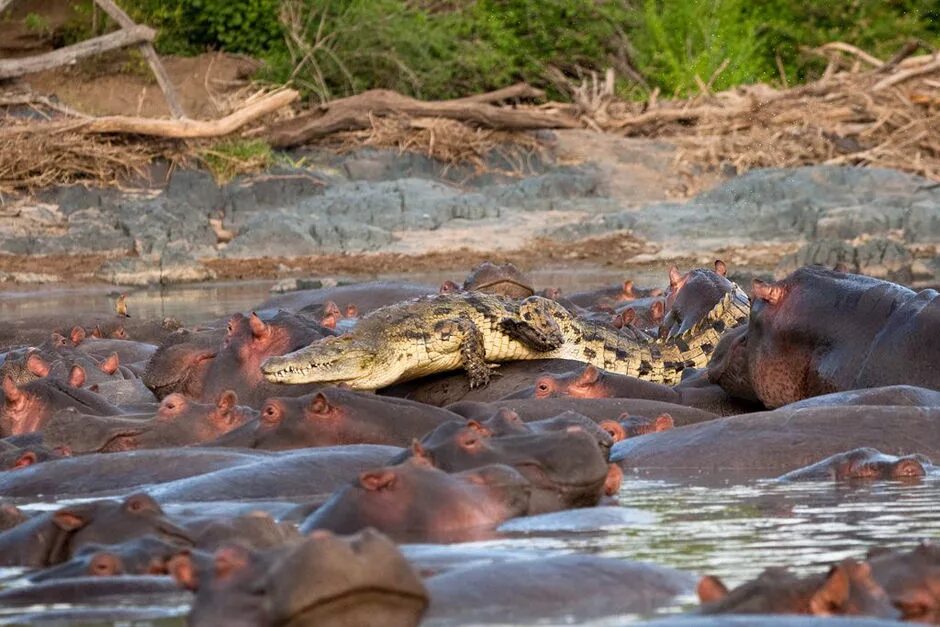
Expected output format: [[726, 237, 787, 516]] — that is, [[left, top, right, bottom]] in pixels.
[[2, 477, 938, 624]]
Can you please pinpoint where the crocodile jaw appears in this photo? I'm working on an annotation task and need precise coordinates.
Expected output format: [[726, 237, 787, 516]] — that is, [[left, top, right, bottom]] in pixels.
[[261, 341, 384, 388]]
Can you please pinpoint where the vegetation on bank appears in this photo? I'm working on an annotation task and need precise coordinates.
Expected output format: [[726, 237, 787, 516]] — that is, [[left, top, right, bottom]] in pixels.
[[13, 1, 940, 101]]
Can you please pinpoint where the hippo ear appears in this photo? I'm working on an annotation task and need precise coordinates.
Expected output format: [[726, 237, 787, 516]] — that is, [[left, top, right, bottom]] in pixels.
[[216, 390, 238, 413], [69, 326, 86, 346], [620, 308, 637, 327], [622, 280, 634, 298], [12, 451, 38, 470], [53, 509, 88, 531], [169, 552, 199, 590], [604, 463, 623, 496], [668, 266, 684, 290], [439, 280, 460, 294], [345, 303, 359, 318], [100, 353, 120, 376], [599, 419, 626, 443], [89, 552, 122, 577], [410, 439, 430, 461], [68, 365, 86, 388], [751, 279, 785, 306], [91, 326, 103, 339], [214, 545, 251, 582], [649, 300, 665, 323], [26, 353, 50, 378], [308, 392, 330, 416], [248, 313, 269, 339], [359, 470, 396, 491], [809, 562, 851, 615], [323, 301, 341, 318], [576, 365, 601, 386], [3, 376, 25, 409], [654, 413, 675, 431], [320, 313, 337, 330], [697, 575, 729, 603], [714, 260, 727, 276]]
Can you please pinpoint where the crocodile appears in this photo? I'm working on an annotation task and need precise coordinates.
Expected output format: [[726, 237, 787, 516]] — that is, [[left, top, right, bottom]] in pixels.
[[261, 280, 750, 391]]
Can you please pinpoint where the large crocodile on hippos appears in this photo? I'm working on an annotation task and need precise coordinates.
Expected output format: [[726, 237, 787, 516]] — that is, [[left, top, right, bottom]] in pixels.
[[261, 265, 750, 390]]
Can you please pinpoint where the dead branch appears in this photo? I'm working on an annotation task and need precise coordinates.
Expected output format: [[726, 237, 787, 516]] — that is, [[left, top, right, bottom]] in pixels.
[[265, 88, 577, 148], [0, 25, 155, 79], [452, 83, 545, 105], [872, 56, 940, 91], [0, 89, 298, 139]]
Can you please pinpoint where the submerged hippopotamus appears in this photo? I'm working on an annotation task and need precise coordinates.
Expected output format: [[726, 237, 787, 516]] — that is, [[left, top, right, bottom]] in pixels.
[[696, 559, 899, 619], [29, 536, 191, 581], [776, 448, 931, 482], [175, 529, 428, 627], [1, 372, 121, 436], [0, 493, 191, 567], [612, 405, 940, 476], [735, 266, 940, 407], [300, 456, 531, 542], [866, 542, 940, 623]]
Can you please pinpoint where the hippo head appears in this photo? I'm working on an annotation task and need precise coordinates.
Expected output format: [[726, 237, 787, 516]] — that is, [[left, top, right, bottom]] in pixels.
[[698, 559, 899, 618], [30, 536, 189, 581], [1, 373, 85, 436], [834, 448, 928, 481], [600, 412, 674, 442], [478, 408, 531, 436], [262, 334, 378, 387], [662, 261, 733, 339], [535, 365, 612, 399], [181, 530, 428, 627], [301, 457, 531, 542], [156, 391, 256, 443], [462, 261, 535, 299], [867, 542, 940, 622]]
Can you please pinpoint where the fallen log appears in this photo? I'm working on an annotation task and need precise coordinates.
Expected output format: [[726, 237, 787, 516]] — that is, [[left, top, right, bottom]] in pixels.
[[265, 88, 578, 148], [0, 25, 155, 79], [0, 89, 298, 139]]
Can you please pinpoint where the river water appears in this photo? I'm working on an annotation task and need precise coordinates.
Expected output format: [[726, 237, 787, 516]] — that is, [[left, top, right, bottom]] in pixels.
[[1, 273, 937, 624]]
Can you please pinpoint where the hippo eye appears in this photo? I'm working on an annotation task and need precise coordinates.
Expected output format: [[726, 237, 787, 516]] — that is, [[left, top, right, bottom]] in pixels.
[[128, 500, 142, 512], [262, 404, 280, 424], [537, 382, 549, 392], [165, 402, 176, 410]]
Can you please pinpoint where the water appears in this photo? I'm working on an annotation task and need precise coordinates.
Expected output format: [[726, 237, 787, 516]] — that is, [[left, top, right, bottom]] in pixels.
[[3, 476, 937, 624]]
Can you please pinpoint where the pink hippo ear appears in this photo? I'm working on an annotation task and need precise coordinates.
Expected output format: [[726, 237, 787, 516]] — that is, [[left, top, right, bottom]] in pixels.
[[308, 392, 330, 416], [751, 279, 786, 305], [3, 376, 25, 410], [809, 562, 852, 615], [410, 439, 432, 464], [620, 308, 637, 327], [26, 353, 50, 378], [649, 300, 665, 324], [654, 413, 675, 431], [697, 575, 729, 603], [622, 280, 634, 298], [598, 419, 626, 443], [68, 365, 86, 388], [359, 470, 397, 491], [668, 266, 687, 291], [216, 390, 238, 413], [168, 552, 199, 591], [714, 259, 727, 276], [576, 365, 601, 386], [248, 313, 269, 340], [53, 509, 88, 531], [99, 353, 120, 376], [69, 326, 87, 346], [12, 451, 38, 470], [345, 303, 359, 318]]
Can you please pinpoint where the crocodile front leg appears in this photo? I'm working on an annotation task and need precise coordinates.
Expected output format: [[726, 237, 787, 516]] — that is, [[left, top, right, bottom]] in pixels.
[[434, 315, 492, 388], [499, 296, 564, 352]]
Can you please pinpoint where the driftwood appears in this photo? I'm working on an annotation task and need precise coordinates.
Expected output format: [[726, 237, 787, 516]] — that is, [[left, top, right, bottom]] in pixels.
[[1, 89, 298, 139], [265, 88, 578, 148], [0, 25, 154, 79]]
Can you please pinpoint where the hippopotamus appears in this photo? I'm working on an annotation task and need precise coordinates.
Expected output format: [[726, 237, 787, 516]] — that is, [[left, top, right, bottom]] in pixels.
[[459, 260, 536, 299], [200, 311, 330, 406], [29, 536, 192, 581], [257, 280, 435, 315], [696, 559, 899, 619], [504, 363, 759, 415], [184, 511, 301, 551], [16, 390, 256, 454], [212, 388, 460, 449], [739, 266, 940, 407], [0, 493, 191, 567], [0, 448, 272, 498], [401, 418, 610, 513], [143, 325, 225, 399], [381, 359, 589, 406], [601, 411, 675, 442], [0, 502, 27, 531], [300, 457, 532, 542], [425, 554, 695, 624], [866, 542, 940, 622], [474, 408, 614, 454], [0, 440, 67, 471], [776, 448, 931, 481], [612, 405, 940, 476], [783, 385, 940, 410], [148, 445, 401, 502], [565, 278, 663, 309], [176, 529, 428, 627], [1, 372, 121, 436], [448, 397, 718, 427]]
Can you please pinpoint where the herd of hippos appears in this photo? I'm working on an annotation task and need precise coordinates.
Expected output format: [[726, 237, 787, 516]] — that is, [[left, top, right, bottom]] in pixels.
[[0, 259, 938, 625]]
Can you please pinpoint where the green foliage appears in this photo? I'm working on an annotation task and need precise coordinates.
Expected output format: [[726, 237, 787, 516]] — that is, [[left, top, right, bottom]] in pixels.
[[124, 0, 940, 100], [200, 139, 273, 184], [23, 12, 50, 34]]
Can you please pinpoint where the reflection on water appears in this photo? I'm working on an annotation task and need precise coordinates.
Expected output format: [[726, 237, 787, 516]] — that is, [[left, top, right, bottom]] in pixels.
[[3, 476, 938, 624]]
